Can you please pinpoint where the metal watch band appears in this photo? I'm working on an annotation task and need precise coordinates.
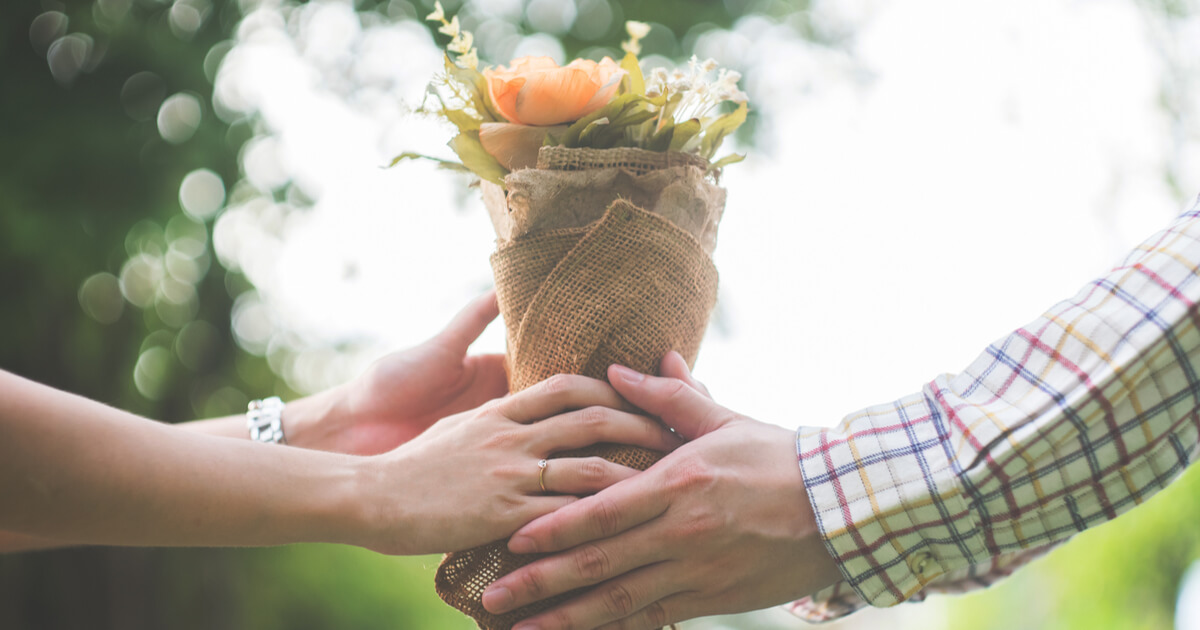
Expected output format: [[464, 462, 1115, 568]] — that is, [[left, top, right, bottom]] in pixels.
[[246, 396, 286, 444]]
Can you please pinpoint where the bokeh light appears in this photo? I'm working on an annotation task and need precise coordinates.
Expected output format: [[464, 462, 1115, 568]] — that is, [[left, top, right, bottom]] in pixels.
[[77, 272, 125, 325], [157, 92, 203, 144], [179, 168, 227, 220]]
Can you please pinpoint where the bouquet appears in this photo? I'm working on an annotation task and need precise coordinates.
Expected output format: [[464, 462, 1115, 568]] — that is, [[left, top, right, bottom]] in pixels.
[[397, 6, 748, 628]]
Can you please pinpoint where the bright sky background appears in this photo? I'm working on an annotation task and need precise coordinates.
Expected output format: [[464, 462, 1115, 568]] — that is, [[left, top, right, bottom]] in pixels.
[[211, 0, 1199, 432]]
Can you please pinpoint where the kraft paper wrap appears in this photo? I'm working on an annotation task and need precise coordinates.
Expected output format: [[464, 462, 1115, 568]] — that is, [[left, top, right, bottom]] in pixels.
[[435, 147, 724, 630]]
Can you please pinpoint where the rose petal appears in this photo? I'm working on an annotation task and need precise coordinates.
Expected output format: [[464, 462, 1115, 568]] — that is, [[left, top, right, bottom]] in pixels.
[[513, 67, 595, 126], [488, 75, 526, 124], [478, 122, 565, 170]]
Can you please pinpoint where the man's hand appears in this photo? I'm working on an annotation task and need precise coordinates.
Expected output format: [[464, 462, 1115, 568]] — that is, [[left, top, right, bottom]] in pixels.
[[287, 292, 509, 455], [479, 352, 842, 629]]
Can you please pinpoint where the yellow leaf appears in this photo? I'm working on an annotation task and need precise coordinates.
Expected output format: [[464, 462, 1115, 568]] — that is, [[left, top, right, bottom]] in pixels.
[[620, 52, 644, 96], [448, 131, 509, 185]]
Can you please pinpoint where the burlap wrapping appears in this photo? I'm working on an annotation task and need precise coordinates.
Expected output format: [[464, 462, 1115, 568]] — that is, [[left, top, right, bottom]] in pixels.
[[435, 147, 725, 630]]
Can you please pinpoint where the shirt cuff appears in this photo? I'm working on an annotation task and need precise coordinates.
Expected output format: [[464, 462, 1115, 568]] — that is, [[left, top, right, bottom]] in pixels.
[[793, 391, 990, 610]]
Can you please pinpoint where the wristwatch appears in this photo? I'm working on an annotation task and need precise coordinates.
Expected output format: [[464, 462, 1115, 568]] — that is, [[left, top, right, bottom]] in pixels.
[[246, 396, 286, 444]]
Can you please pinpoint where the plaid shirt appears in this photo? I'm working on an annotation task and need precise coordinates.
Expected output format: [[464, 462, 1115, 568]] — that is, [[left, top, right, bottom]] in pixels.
[[788, 197, 1200, 622]]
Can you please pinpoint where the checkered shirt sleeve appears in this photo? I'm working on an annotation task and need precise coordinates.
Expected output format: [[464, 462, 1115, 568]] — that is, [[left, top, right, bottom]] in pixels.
[[788, 198, 1200, 622]]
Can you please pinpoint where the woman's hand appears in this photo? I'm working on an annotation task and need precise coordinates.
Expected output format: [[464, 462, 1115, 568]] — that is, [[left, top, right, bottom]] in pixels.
[[352, 374, 683, 556], [282, 292, 510, 455]]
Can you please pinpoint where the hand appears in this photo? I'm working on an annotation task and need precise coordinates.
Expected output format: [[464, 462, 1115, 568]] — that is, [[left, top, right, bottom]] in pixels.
[[479, 352, 842, 629], [288, 292, 510, 455], [356, 374, 684, 556]]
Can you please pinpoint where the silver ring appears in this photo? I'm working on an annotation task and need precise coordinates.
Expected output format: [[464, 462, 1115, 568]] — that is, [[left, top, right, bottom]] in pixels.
[[538, 459, 548, 492]]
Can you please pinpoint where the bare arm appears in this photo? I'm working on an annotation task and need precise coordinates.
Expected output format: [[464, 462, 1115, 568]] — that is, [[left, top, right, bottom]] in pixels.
[[0, 370, 367, 548]]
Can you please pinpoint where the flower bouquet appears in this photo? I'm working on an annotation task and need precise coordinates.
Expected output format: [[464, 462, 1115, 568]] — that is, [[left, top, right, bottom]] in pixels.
[[397, 7, 748, 629]]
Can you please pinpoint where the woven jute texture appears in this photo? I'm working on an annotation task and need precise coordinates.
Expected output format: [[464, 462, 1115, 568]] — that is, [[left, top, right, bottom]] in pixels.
[[435, 148, 723, 630]]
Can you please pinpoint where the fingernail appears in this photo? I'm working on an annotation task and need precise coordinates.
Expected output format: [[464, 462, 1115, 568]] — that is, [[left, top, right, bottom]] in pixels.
[[512, 624, 539, 630], [509, 535, 537, 554], [482, 586, 514, 613], [610, 364, 644, 384]]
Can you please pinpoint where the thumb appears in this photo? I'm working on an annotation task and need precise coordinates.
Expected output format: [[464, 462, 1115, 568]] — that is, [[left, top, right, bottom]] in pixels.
[[608, 363, 736, 440], [659, 351, 712, 400], [436, 290, 500, 355]]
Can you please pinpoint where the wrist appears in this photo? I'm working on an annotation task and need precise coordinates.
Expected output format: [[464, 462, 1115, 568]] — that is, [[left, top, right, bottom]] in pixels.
[[341, 454, 414, 555], [282, 384, 355, 451]]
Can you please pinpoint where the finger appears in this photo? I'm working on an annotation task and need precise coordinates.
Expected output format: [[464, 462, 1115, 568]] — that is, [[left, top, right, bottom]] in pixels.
[[508, 564, 682, 630], [595, 593, 698, 630], [484, 529, 671, 615], [607, 365, 735, 440], [436, 290, 500, 355], [659, 351, 711, 399], [508, 470, 668, 554], [500, 375, 634, 424], [511, 495, 580, 529], [528, 408, 682, 455], [536, 457, 639, 495]]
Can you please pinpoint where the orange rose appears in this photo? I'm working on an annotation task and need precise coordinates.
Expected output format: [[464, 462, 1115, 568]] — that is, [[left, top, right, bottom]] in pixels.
[[484, 56, 625, 126]]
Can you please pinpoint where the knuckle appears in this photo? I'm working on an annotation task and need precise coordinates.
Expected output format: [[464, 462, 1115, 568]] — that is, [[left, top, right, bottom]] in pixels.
[[519, 565, 548, 599], [580, 457, 610, 484], [662, 378, 691, 403], [643, 601, 669, 628], [667, 456, 716, 492], [573, 543, 612, 581], [543, 374, 576, 396], [603, 583, 637, 618], [591, 497, 623, 537], [578, 406, 608, 430], [547, 608, 577, 630]]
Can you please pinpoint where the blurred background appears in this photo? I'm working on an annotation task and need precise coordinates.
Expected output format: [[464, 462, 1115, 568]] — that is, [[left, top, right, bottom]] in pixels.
[[2, 0, 1200, 627]]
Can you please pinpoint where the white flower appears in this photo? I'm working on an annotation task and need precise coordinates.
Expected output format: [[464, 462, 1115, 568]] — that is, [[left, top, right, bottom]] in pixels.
[[438, 15, 459, 38], [454, 47, 478, 70], [621, 40, 641, 55], [448, 30, 473, 54], [425, 1, 444, 22], [625, 21, 651, 40], [645, 86, 662, 98], [701, 58, 719, 73], [650, 67, 668, 83]]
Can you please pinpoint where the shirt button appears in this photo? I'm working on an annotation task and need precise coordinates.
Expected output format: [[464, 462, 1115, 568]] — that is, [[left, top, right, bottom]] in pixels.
[[907, 551, 935, 575]]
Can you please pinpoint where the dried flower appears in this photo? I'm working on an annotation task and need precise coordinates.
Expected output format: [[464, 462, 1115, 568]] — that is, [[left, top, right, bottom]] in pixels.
[[622, 20, 651, 55], [425, 1, 444, 22], [448, 30, 473, 55], [454, 48, 479, 70], [438, 15, 460, 38]]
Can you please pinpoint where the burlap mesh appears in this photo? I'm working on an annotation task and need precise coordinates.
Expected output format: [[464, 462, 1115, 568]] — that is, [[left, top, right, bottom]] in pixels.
[[537, 145, 709, 175], [435, 148, 724, 630]]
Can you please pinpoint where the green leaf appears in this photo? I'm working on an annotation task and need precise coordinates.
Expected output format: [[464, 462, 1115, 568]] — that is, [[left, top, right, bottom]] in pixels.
[[646, 122, 674, 152], [447, 131, 509, 185], [442, 108, 481, 133], [708, 153, 746, 171], [620, 52, 644, 96], [578, 117, 611, 146], [562, 93, 638, 147], [699, 102, 748, 159], [388, 152, 473, 174], [668, 119, 702, 152]]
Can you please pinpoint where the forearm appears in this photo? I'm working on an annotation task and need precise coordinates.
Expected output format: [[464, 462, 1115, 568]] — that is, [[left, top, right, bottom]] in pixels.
[[0, 370, 370, 549], [176, 386, 351, 451]]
